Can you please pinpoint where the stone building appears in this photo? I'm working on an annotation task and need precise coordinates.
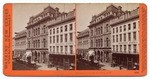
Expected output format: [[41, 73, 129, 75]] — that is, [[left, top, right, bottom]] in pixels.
[[26, 5, 61, 64], [47, 9, 76, 70], [110, 7, 139, 70], [14, 30, 27, 59], [77, 29, 90, 59], [88, 4, 125, 63]]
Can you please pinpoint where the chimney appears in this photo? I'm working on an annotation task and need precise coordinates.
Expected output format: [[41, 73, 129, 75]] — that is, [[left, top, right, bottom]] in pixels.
[[118, 6, 122, 10], [92, 15, 96, 20], [55, 7, 59, 12], [29, 16, 34, 22]]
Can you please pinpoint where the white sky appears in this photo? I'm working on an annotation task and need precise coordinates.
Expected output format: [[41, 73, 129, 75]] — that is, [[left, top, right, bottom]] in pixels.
[[76, 3, 139, 32], [13, 3, 139, 36], [13, 3, 75, 37]]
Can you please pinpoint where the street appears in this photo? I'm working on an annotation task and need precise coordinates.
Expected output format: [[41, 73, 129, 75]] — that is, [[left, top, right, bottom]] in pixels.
[[12, 59, 127, 70], [77, 59, 127, 70], [13, 60, 37, 70], [12, 60, 58, 70], [77, 59, 103, 70]]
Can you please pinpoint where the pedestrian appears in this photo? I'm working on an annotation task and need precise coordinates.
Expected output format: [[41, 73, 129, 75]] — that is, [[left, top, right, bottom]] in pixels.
[[119, 64, 122, 70], [90, 55, 94, 65], [133, 62, 139, 70], [34, 58, 37, 62], [56, 65, 59, 70]]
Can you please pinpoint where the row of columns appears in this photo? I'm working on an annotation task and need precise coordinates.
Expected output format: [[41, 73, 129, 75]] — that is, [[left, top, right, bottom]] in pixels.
[[94, 50, 111, 63], [32, 51, 48, 64]]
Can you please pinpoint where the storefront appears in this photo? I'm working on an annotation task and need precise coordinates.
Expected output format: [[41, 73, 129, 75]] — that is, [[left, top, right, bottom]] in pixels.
[[31, 50, 49, 64], [89, 48, 112, 63], [112, 53, 139, 70], [49, 54, 75, 70], [22, 50, 32, 62]]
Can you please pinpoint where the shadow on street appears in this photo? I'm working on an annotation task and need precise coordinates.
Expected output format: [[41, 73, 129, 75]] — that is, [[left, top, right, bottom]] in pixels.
[[77, 59, 105, 70]]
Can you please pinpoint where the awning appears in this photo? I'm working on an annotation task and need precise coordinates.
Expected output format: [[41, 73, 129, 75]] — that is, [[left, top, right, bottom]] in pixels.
[[26, 50, 32, 57], [22, 50, 32, 61], [84, 50, 95, 61], [88, 50, 95, 56]]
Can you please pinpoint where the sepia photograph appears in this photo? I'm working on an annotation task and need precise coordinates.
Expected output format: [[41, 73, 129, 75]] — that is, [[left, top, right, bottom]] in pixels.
[[2, 0, 148, 77], [12, 3, 140, 71], [76, 3, 139, 70], [12, 3, 76, 70]]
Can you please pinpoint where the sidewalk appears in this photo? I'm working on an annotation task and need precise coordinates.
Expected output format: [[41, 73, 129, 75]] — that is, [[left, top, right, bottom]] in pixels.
[[36, 63, 64, 70], [100, 63, 127, 70], [36, 63, 57, 70]]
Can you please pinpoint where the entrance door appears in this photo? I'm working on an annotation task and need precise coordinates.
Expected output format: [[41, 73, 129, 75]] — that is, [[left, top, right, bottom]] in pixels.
[[38, 53, 40, 63], [128, 61, 133, 70], [43, 52, 46, 63]]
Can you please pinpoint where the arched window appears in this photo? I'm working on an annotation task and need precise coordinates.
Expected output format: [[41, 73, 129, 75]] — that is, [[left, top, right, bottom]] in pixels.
[[38, 40, 40, 48], [98, 39, 101, 47], [91, 30, 93, 36], [38, 28, 40, 35], [36, 28, 38, 35], [43, 25, 46, 33], [106, 38, 109, 47], [28, 31, 30, 37], [106, 24, 109, 32], [101, 39, 103, 47], [43, 39, 46, 47], [35, 40, 37, 48], [98, 28, 100, 34], [96, 39, 98, 47]]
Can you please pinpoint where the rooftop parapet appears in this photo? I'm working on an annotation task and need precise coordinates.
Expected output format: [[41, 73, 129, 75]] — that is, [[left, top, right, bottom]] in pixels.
[[110, 8, 139, 26], [47, 9, 75, 27]]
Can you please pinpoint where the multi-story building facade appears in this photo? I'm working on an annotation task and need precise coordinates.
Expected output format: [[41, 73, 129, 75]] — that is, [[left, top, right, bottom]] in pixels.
[[26, 5, 61, 64], [47, 9, 76, 70], [77, 29, 90, 59], [110, 8, 139, 70], [14, 30, 27, 59], [88, 4, 125, 63]]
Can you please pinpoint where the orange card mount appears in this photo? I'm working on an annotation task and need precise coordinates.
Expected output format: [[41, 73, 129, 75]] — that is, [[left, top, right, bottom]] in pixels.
[[3, 3, 147, 76]]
